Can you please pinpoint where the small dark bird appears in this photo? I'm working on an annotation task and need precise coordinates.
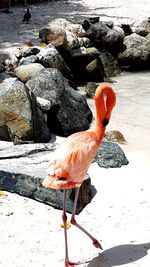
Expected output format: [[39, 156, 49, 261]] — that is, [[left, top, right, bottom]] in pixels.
[[22, 8, 31, 23]]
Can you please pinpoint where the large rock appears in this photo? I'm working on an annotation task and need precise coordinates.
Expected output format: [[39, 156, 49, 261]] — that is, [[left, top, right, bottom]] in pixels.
[[0, 142, 94, 214], [37, 44, 71, 78], [83, 20, 109, 38], [39, 26, 67, 46], [39, 23, 86, 51], [95, 141, 129, 168], [82, 20, 124, 55], [101, 26, 124, 49], [0, 78, 33, 142], [99, 50, 121, 77], [48, 18, 86, 37], [85, 58, 104, 81], [66, 46, 104, 82], [39, 22, 86, 51], [134, 19, 150, 37], [118, 33, 150, 69], [0, 78, 51, 143], [83, 20, 124, 41], [30, 92, 51, 143], [26, 68, 92, 136]]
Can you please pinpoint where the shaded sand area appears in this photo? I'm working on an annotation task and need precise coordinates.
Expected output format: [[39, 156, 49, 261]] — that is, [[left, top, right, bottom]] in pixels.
[[0, 1, 150, 267], [0, 0, 150, 51]]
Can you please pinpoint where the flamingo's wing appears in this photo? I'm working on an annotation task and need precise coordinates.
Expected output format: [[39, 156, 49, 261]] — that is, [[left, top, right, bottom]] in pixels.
[[43, 131, 98, 189]]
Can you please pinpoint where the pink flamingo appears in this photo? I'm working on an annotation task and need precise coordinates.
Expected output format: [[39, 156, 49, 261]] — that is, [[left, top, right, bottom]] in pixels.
[[42, 83, 116, 267]]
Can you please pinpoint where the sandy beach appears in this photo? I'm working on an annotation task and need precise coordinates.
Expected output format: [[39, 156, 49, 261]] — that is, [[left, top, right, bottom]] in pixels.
[[0, 1, 150, 267]]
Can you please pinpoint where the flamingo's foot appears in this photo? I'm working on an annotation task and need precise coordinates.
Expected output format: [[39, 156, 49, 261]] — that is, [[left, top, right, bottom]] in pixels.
[[60, 221, 71, 229], [93, 238, 103, 250], [65, 260, 77, 267]]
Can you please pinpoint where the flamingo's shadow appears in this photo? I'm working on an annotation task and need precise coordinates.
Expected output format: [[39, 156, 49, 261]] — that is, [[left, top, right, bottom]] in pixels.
[[88, 243, 150, 267]]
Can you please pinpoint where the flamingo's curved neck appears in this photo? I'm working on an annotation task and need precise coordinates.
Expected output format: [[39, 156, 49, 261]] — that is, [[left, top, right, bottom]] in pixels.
[[95, 91, 106, 140], [94, 84, 116, 141]]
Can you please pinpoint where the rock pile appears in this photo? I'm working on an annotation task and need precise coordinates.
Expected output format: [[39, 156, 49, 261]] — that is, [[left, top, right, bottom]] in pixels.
[[0, 17, 123, 143], [0, 17, 133, 210], [1, 17, 149, 143]]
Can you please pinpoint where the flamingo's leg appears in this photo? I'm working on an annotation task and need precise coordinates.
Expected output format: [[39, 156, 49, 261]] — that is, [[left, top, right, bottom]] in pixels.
[[63, 190, 76, 267], [70, 188, 103, 250]]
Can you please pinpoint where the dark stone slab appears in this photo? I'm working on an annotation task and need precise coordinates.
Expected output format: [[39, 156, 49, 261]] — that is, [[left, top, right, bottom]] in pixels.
[[0, 142, 95, 214]]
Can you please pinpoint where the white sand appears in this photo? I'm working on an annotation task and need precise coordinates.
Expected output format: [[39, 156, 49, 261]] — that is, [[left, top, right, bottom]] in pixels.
[[0, 1, 150, 266]]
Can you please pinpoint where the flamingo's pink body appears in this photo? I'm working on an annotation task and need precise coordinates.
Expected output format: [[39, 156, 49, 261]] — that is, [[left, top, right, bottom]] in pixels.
[[42, 83, 116, 267], [43, 131, 102, 189]]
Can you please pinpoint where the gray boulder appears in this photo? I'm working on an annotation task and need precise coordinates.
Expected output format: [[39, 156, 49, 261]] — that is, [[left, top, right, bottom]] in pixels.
[[134, 19, 150, 37], [37, 44, 71, 78], [39, 18, 86, 47], [30, 92, 51, 143], [99, 50, 121, 77], [83, 20, 109, 38], [67, 46, 104, 82], [85, 58, 104, 81], [83, 20, 124, 49], [14, 47, 40, 66], [48, 18, 86, 37], [15, 47, 40, 59], [26, 68, 92, 136], [0, 78, 51, 143], [0, 142, 94, 214], [95, 141, 129, 168], [19, 55, 39, 66], [101, 26, 124, 48], [39, 26, 67, 46], [0, 78, 33, 142], [118, 33, 150, 69]]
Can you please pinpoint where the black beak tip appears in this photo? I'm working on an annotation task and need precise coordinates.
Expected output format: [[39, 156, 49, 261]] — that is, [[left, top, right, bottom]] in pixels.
[[102, 118, 109, 127]]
